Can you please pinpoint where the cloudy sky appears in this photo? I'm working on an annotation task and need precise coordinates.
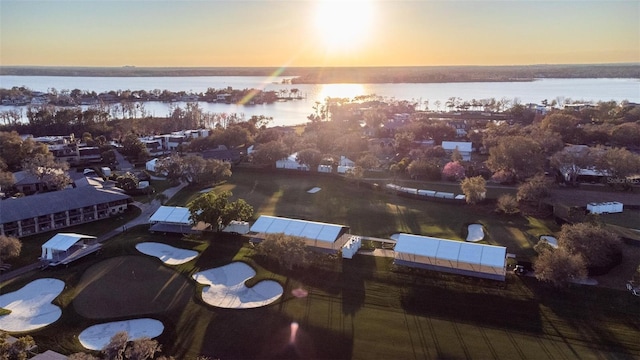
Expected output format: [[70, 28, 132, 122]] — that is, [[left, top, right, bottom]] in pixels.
[[1, 0, 638, 67]]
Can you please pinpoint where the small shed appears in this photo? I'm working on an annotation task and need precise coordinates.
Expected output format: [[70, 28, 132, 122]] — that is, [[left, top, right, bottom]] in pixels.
[[41, 233, 98, 265], [146, 158, 158, 172], [339, 156, 355, 167], [222, 220, 250, 235]]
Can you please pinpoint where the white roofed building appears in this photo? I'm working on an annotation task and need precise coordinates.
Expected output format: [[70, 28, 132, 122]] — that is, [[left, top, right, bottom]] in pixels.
[[276, 153, 309, 171], [394, 233, 507, 281], [41, 233, 100, 266], [250, 215, 350, 253], [148, 206, 206, 234]]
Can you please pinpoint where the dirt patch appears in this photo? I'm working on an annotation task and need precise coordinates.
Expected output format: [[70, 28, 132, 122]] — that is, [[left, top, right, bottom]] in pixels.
[[73, 256, 193, 319]]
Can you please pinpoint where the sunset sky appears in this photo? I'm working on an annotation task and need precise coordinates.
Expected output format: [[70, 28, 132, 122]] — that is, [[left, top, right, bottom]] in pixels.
[[1, 0, 638, 67]]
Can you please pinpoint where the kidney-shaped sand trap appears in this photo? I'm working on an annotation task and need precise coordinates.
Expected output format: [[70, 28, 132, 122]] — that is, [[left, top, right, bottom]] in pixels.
[[136, 242, 198, 265], [193, 262, 283, 309], [79, 318, 164, 350], [466, 224, 485, 242], [0, 278, 65, 332]]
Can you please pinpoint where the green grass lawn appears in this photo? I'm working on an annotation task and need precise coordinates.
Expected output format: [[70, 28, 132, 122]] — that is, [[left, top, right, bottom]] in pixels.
[[191, 168, 554, 260], [5, 228, 638, 359], [3, 169, 639, 359]]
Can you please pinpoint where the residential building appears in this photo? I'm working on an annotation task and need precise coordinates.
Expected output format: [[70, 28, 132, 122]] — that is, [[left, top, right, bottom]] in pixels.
[[0, 186, 131, 238]]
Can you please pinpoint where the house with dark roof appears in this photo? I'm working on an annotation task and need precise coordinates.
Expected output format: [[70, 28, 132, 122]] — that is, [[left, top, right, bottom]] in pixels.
[[0, 186, 131, 237], [201, 146, 242, 164]]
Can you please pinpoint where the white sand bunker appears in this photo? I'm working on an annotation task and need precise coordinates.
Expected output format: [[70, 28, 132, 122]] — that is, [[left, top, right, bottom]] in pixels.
[[136, 242, 198, 265], [0, 278, 64, 332], [539, 235, 559, 248], [466, 224, 485, 242], [307, 187, 321, 194], [79, 318, 164, 350], [193, 262, 283, 309]]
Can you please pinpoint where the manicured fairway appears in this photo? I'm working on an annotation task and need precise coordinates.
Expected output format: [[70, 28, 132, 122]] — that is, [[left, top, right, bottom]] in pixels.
[[73, 256, 193, 319], [172, 168, 557, 260], [5, 169, 639, 359], [6, 226, 639, 359]]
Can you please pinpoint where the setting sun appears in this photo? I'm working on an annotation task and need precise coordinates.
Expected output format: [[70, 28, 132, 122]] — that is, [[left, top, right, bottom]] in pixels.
[[314, 0, 374, 52]]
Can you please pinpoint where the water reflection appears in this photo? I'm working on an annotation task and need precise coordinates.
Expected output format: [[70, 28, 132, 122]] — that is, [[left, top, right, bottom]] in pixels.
[[318, 83, 367, 100]]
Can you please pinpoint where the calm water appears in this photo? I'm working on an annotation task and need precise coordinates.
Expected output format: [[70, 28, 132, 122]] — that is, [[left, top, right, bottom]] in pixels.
[[1, 76, 638, 127]]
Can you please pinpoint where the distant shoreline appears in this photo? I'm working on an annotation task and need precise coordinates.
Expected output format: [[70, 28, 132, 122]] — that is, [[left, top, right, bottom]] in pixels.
[[1, 64, 638, 84]]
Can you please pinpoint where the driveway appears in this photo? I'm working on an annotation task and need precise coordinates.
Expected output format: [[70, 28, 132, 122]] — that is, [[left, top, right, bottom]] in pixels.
[[114, 150, 134, 171]]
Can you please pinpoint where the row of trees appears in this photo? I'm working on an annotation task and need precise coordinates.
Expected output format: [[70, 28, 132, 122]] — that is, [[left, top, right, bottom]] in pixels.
[[154, 154, 232, 186], [1, 330, 215, 360]]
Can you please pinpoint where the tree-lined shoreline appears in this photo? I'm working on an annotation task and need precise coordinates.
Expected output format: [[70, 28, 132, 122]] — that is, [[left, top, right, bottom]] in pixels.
[[1, 63, 638, 83]]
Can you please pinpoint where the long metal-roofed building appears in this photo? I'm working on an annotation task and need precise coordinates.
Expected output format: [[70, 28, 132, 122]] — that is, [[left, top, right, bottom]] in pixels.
[[394, 233, 507, 281], [250, 215, 351, 253], [0, 186, 131, 238]]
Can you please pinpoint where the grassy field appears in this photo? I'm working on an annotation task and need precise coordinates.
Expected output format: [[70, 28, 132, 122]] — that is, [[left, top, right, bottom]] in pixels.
[[2, 169, 639, 359], [3, 227, 638, 359], [171, 168, 555, 260]]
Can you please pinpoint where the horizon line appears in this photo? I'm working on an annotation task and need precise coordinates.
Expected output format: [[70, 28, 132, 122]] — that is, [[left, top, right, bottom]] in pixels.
[[2, 62, 639, 69]]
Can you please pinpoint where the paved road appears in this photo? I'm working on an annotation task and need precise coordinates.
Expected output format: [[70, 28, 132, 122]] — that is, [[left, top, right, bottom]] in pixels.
[[0, 181, 187, 283], [113, 150, 134, 171]]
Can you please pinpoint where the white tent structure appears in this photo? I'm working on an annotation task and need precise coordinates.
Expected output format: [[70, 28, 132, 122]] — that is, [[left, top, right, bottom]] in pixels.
[[250, 215, 349, 252], [276, 153, 309, 171], [149, 206, 191, 224], [148, 206, 203, 234], [41, 233, 99, 265], [394, 233, 507, 281]]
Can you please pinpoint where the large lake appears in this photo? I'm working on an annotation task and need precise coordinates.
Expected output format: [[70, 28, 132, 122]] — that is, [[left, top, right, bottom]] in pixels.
[[1, 76, 638, 127]]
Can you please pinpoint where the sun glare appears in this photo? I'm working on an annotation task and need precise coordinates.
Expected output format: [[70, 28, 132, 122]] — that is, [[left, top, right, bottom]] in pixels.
[[319, 84, 366, 99], [315, 0, 373, 51]]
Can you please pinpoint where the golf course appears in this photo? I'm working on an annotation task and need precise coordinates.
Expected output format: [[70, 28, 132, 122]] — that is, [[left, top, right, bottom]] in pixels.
[[1, 168, 639, 359]]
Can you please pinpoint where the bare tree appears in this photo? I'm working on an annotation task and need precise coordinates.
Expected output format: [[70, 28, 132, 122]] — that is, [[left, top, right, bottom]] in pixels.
[[102, 331, 128, 360], [0, 235, 22, 268], [496, 194, 519, 215]]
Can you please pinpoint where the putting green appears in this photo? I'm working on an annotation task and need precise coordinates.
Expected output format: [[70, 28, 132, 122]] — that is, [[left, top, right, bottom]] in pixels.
[[73, 256, 193, 319]]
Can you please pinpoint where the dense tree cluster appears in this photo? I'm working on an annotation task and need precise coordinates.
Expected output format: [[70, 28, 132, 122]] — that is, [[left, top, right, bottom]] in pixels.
[[0, 332, 35, 360], [496, 194, 519, 215], [154, 155, 231, 186], [187, 191, 253, 232], [254, 233, 311, 270], [460, 176, 486, 204], [533, 247, 588, 288], [533, 222, 623, 286]]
